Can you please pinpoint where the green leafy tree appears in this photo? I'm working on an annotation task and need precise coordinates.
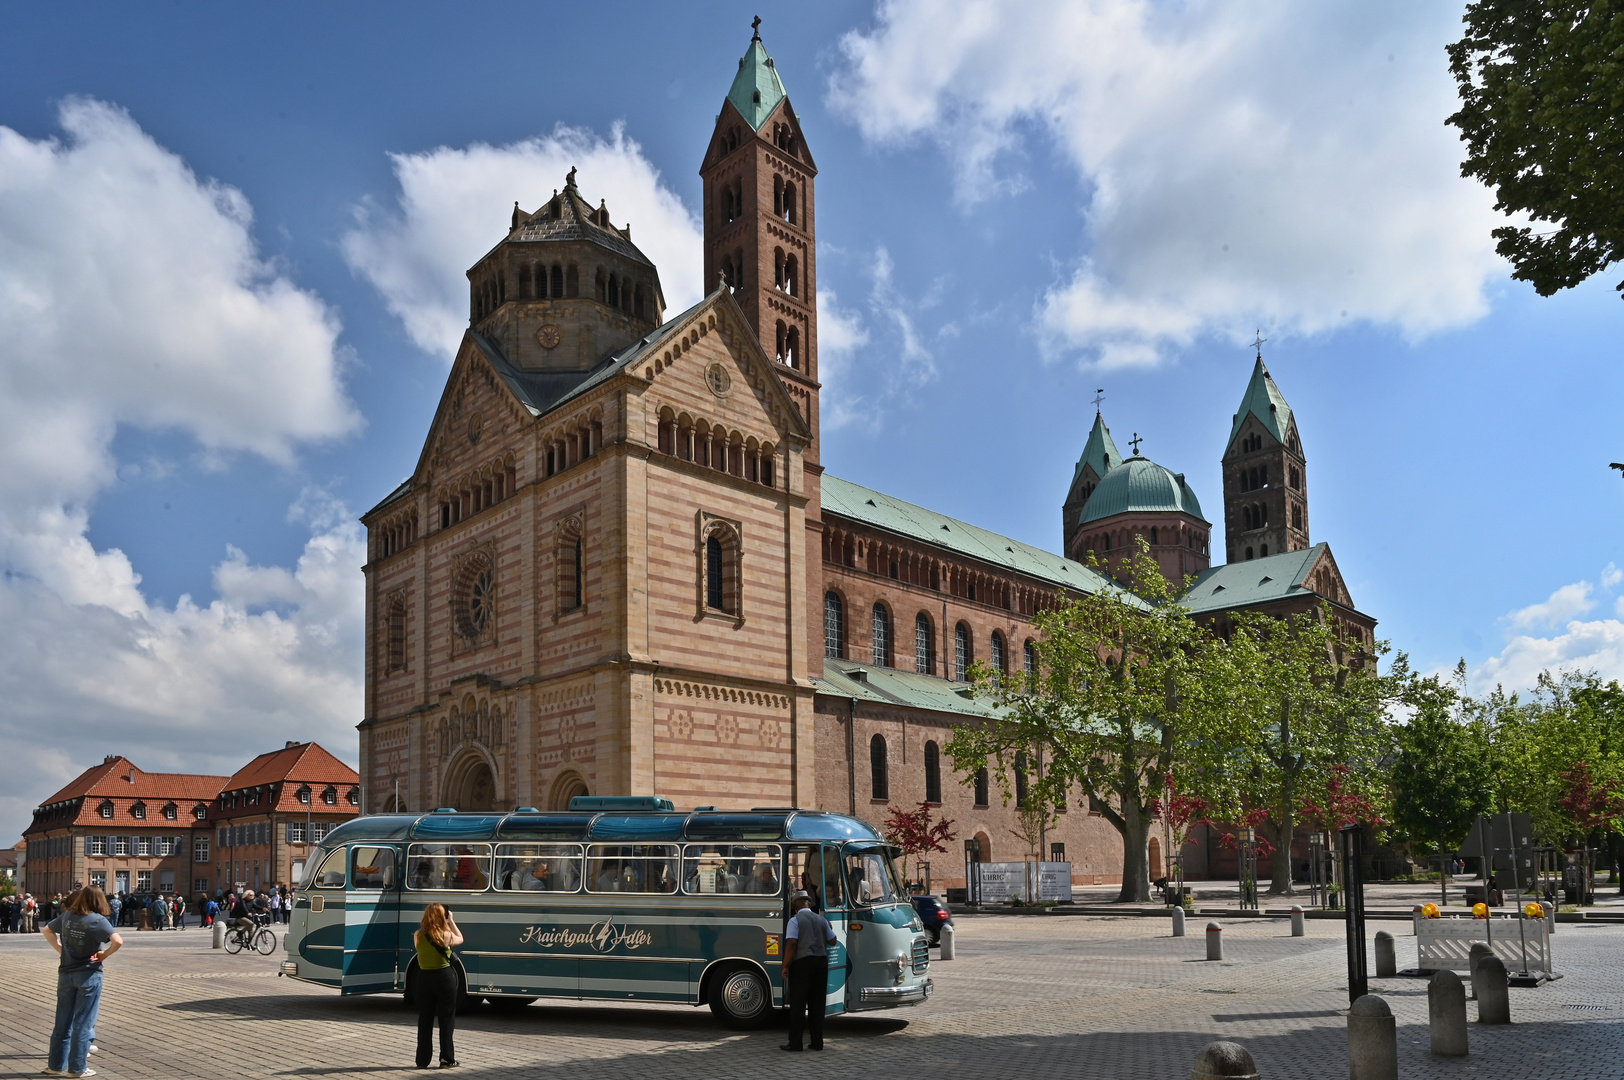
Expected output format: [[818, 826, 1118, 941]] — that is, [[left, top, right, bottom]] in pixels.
[[946, 541, 1238, 903], [1487, 671, 1624, 846], [1389, 666, 1493, 905], [1447, 1, 1624, 299], [1217, 608, 1395, 895]]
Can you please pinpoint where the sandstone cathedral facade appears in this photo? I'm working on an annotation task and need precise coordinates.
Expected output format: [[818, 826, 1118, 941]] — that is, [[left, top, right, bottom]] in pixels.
[[358, 28, 1376, 890]]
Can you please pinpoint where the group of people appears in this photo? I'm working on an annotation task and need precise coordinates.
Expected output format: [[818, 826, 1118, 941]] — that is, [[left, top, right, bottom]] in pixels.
[[0, 891, 53, 933]]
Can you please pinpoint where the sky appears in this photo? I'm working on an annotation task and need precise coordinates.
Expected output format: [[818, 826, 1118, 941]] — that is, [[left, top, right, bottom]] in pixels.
[[1, 1, 1620, 844]]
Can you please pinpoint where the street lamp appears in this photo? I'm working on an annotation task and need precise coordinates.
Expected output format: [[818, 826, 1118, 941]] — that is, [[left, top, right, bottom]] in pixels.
[[1238, 827, 1258, 910]]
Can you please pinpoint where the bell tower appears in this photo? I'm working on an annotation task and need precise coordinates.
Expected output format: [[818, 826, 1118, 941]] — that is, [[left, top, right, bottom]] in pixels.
[[1221, 349, 1309, 563], [700, 20, 820, 462]]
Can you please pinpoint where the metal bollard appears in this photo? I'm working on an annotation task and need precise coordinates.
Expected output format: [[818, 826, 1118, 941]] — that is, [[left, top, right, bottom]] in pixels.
[[1467, 943, 1493, 999], [938, 921, 955, 961], [1475, 955, 1510, 1024], [1543, 901, 1555, 935], [1373, 930, 1396, 978], [1412, 905, 1423, 936], [1347, 994, 1398, 1080], [212, 918, 225, 950], [1206, 921, 1223, 961], [1289, 905, 1305, 937], [1427, 969, 1469, 1056], [1190, 1040, 1259, 1080], [1172, 905, 1186, 937]]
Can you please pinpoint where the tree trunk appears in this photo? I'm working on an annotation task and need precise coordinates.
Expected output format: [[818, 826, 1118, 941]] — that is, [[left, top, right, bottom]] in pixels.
[[1267, 803, 1296, 896], [1115, 802, 1152, 903]]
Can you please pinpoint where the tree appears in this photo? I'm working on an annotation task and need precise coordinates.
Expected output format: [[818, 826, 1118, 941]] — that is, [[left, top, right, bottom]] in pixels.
[[1447, 2, 1624, 300], [1390, 667, 1493, 905], [946, 540, 1238, 902], [1216, 608, 1394, 895], [882, 802, 956, 887]]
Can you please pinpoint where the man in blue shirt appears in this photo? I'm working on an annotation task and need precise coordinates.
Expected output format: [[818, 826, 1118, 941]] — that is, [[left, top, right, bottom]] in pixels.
[[780, 890, 837, 1052]]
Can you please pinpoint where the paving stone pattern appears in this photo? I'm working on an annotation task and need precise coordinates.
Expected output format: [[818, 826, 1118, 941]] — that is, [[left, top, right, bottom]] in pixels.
[[1, 916, 1619, 1079]]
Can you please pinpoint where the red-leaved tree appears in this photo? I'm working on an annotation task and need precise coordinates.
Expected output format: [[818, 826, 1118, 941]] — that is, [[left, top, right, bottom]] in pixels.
[[883, 802, 956, 886]]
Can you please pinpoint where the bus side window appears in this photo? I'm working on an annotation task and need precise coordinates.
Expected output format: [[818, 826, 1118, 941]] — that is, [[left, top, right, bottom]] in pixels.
[[351, 846, 395, 890], [820, 845, 844, 909], [312, 847, 347, 890]]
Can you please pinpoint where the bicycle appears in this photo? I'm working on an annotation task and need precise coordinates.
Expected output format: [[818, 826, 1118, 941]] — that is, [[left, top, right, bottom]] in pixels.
[[224, 919, 276, 956]]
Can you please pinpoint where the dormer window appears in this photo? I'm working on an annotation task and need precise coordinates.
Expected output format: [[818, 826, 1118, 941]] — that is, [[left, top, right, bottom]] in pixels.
[[99, 801, 114, 819], [297, 785, 312, 805], [193, 804, 208, 821], [323, 786, 338, 806], [347, 788, 360, 806], [131, 801, 146, 820], [163, 802, 178, 820]]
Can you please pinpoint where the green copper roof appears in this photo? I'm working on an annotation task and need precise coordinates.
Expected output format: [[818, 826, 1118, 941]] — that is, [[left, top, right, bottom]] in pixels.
[[822, 474, 1137, 603], [1180, 543, 1327, 614], [1079, 456, 1207, 525], [815, 659, 1002, 715], [726, 37, 788, 131], [1071, 412, 1122, 486], [1226, 358, 1295, 450]]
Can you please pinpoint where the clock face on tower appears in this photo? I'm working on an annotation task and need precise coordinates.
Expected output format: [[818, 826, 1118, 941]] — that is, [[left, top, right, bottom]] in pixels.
[[537, 324, 562, 349]]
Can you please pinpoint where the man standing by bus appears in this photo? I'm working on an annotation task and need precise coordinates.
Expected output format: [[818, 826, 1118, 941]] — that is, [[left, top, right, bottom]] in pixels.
[[780, 890, 837, 1052]]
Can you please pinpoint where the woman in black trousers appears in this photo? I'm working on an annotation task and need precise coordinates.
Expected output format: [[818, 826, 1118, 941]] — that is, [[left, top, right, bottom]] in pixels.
[[413, 904, 464, 1068]]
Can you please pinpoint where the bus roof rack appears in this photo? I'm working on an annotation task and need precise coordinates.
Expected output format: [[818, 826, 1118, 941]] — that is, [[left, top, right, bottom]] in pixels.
[[568, 795, 675, 811]]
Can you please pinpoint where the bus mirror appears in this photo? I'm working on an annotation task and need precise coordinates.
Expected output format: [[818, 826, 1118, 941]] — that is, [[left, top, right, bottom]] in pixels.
[[858, 880, 871, 904]]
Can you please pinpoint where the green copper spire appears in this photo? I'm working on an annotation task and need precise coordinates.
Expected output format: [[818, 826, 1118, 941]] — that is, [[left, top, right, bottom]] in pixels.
[[726, 22, 788, 130], [1071, 411, 1122, 486], [1226, 356, 1295, 449]]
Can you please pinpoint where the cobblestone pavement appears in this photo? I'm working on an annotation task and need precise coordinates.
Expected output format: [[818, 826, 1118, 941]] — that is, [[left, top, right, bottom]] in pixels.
[[1, 916, 1619, 1080]]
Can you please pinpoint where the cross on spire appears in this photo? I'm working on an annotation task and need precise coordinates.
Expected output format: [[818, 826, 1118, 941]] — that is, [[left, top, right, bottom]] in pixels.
[[1091, 388, 1105, 414], [1130, 432, 1143, 456], [1252, 328, 1267, 360], [751, 14, 761, 40]]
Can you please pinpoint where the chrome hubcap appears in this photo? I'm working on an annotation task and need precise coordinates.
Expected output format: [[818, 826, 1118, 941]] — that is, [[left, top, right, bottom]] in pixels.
[[722, 971, 765, 1018]]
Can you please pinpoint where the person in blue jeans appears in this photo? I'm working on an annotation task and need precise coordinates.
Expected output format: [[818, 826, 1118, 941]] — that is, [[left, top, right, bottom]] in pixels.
[[42, 885, 121, 1078]]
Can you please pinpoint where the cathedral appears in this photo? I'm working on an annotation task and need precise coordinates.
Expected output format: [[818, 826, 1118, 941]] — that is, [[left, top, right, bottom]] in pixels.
[[357, 27, 1377, 890]]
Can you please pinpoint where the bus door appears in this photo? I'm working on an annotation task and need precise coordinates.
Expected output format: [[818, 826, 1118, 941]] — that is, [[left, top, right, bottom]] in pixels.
[[295, 845, 349, 984], [819, 843, 849, 1013], [342, 845, 400, 995], [841, 845, 912, 1009]]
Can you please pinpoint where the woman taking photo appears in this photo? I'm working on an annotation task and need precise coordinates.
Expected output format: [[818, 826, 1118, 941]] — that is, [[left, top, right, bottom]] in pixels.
[[413, 904, 463, 1069], [42, 885, 122, 1078]]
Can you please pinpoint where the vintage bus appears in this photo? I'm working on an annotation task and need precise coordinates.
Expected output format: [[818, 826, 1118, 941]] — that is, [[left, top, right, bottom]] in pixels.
[[279, 798, 933, 1027]]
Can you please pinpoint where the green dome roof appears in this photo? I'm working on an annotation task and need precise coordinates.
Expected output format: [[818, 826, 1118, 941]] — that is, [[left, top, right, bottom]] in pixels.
[[1079, 456, 1207, 525]]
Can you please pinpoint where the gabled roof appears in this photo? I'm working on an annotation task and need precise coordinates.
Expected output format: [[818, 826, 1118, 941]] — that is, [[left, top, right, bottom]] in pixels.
[[36, 757, 226, 807], [1179, 542, 1329, 614], [814, 659, 1001, 718], [822, 474, 1136, 603], [1071, 412, 1121, 487], [1079, 456, 1207, 525], [726, 35, 789, 130], [221, 742, 357, 793], [1226, 357, 1296, 450]]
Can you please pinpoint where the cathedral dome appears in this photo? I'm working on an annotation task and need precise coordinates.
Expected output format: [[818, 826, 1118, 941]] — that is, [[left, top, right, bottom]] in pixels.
[[1080, 456, 1206, 524]]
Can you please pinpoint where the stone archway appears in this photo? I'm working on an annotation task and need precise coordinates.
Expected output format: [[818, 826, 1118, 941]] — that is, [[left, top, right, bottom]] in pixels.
[[548, 770, 589, 811], [444, 753, 498, 812]]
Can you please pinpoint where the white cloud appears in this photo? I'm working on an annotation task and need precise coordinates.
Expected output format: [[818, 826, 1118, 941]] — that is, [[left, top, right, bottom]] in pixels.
[[0, 101, 362, 841], [1473, 619, 1624, 696], [1602, 562, 1623, 589], [815, 286, 871, 431], [1506, 581, 1594, 630], [829, 0, 1507, 366], [342, 123, 704, 359]]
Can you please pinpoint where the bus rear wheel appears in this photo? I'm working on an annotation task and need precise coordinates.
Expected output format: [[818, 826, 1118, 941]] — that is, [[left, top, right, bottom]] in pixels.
[[708, 966, 771, 1029]]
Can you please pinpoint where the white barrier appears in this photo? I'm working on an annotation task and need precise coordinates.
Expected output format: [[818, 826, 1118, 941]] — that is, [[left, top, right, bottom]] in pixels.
[[1416, 916, 1551, 975]]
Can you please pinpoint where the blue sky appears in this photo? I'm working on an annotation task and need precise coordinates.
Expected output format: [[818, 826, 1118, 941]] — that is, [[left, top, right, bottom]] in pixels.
[[1, 1, 1620, 842]]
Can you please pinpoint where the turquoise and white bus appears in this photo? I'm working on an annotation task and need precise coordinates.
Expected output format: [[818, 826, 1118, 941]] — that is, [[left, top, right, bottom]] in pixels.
[[279, 798, 933, 1028]]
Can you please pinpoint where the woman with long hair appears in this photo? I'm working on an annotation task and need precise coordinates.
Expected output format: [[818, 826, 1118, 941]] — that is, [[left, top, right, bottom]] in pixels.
[[42, 886, 121, 1078], [413, 903, 463, 1069]]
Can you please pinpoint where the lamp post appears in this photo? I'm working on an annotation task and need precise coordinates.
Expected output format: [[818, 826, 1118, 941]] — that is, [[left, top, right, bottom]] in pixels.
[[1238, 827, 1258, 910], [964, 836, 982, 905]]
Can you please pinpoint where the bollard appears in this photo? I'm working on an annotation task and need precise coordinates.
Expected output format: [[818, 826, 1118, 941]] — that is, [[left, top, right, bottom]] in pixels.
[[1190, 1040, 1259, 1080], [938, 921, 955, 961], [1290, 905, 1305, 937], [1347, 994, 1398, 1080], [1172, 905, 1186, 937], [1427, 969, 1469, 1056], [1467, 942, 1493, 999], [1373, 930, 1396, 978], [212, 918, 225, 950], [1206, 921, 1223, 961], [1412, 905, 1423, 936], [1475, 955, 1510, 1024], [1543, 901, 1555, 935]]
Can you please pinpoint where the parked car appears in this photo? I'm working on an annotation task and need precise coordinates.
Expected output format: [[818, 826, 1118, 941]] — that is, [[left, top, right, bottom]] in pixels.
[[911, 894, 951, 945]]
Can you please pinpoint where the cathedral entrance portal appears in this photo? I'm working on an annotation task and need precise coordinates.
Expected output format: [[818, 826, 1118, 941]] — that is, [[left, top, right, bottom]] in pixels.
[[549, 771, 589, 811], [445, 754, 498, 812]]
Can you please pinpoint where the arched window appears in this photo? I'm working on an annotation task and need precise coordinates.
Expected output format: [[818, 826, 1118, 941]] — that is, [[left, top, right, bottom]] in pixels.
[[872, 603, 891, 667], [783, 181, 796, 224], [387, 596, 406, 672], [1260, 544, 1269, 557], [706, 535, 725, 611], [595, 268, 607, 303], [775, 320, 787, 362], [990, 631, 1006, 675], [974, 767, 989, 807], [1150, 527, 1159, 545], [1292, 504, 1304, 530], [954, 623, 970, 681], [784, 254, 798, 297], [565, 264, 579, 297], [870, 734, 889, 801], [824, 592, 845, 658], [1245, 547, 1255, 561], [785, 326, 799, 368], [915, 613, 932, 675], [1024, 640, 1037, 679], [924, 741, 941, 803], [1014, 751, 1029, 808], [573, 537, 585, 609]]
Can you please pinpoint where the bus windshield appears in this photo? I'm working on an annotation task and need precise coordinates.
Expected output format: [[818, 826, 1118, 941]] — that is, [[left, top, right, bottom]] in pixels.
[[844, 847, 907, 906]]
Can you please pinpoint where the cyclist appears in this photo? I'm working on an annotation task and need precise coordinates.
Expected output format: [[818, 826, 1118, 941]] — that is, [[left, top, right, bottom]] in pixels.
[[229, 890, 258, 943]]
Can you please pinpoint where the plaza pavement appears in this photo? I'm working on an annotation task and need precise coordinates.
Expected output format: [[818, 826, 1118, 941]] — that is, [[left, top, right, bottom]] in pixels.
[[1, 914, 1619, 1080]]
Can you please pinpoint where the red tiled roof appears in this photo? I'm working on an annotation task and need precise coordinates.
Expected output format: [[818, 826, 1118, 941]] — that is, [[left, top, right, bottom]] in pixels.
[[28, 757, 228, 834], [216, 742, 360, 817]]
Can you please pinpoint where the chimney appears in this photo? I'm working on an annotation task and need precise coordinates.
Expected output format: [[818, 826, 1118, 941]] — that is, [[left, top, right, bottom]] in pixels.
[[104, 755, 116, 763], [127, 767, 135, 783], [285, 741, 300, 749]]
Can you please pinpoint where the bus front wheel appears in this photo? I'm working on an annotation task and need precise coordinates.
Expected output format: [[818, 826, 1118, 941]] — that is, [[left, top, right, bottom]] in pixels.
[[708, 966, 772, 1029]]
